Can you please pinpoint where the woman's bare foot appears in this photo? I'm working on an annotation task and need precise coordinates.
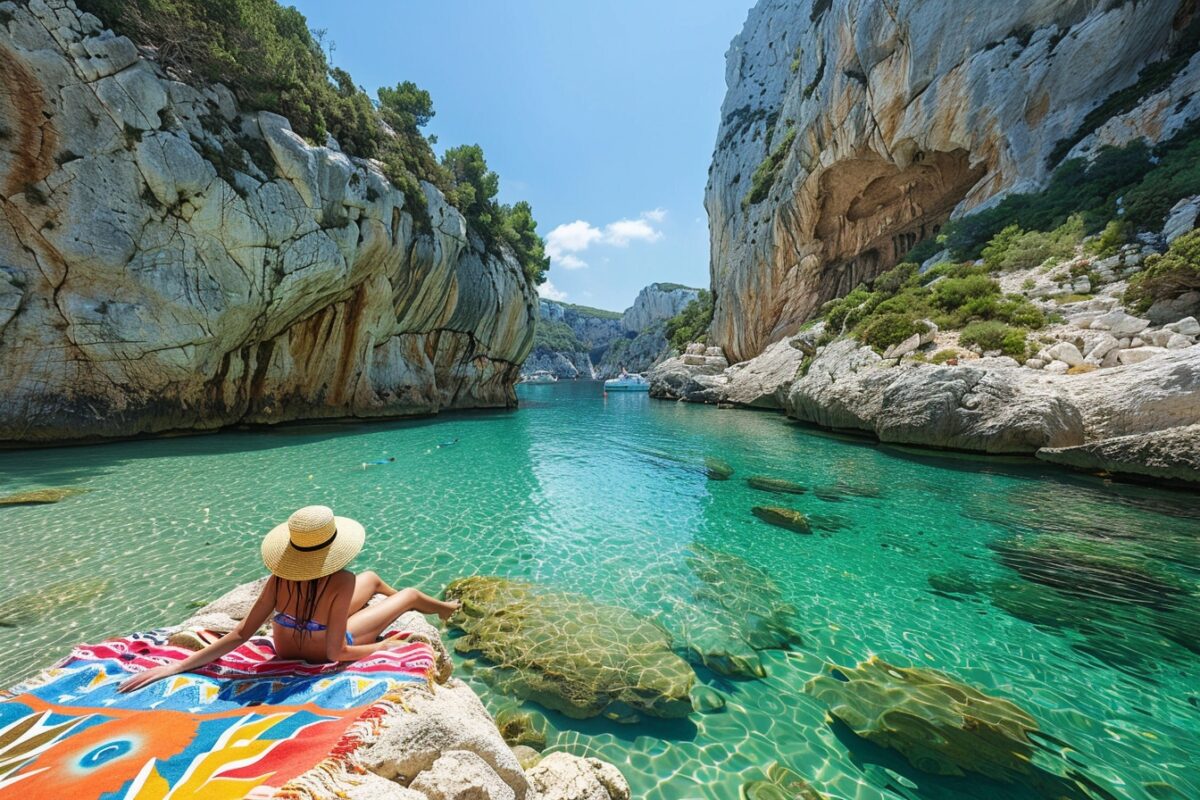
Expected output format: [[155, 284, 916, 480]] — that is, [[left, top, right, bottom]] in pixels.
[[437, 599, 462, 621]]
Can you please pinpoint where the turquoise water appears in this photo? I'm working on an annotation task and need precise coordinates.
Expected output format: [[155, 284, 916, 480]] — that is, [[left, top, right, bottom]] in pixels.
[[1, 380, 1198, 799]]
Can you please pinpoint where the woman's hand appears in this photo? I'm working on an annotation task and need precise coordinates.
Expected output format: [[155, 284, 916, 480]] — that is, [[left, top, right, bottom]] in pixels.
[[118, 664, 180, 693], [372, 632, 410, 652]]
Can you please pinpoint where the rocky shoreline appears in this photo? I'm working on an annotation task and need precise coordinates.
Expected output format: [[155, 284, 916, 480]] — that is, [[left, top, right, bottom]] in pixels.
[[175, 580, 631, 800], [652, 333, 1200, 484]]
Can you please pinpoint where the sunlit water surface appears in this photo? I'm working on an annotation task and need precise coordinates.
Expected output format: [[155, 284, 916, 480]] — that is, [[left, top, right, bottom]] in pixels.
[[1, 381, 1197, 799]]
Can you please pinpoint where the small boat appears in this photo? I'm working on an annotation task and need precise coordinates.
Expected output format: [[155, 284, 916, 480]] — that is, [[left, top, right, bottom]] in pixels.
[[604, 373, 649, 392], [521, 370, 558, 384]]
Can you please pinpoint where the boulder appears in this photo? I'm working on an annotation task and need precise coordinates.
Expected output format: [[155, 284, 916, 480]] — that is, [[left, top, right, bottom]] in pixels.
[[359, 680, 529, 798], [681, 354, 707, 366], [1043, 360, 1070, 375], [1147, 291, 1200, 325], [1118, 347, 1167, 365], [1084, 333, 1120, 361], [525, 753, 631, 800], [1037, 424, 1200, 483], [344, 774, 427, 800], [786, 340, 1086, 453], [1168, 334, 1193, 350], [444, 577, 694, 720], [1024, 358, 1045, 370], [1090, 311, 1150, 338], [1166, 316, 1200, 336], [685, 342, 706, 355], [1046, 342, 1084, 366], [409, 750, 516, 800], [882, 333, 922, 359], [1163, 195, 1200, 243]]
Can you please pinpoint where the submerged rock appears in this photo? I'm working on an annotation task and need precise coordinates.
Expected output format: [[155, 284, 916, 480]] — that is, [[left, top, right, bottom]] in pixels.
[[0, 578, 110, 627], [747, 476, 807, 494], [704, 457, 735, 480], [666, 543, 805, 679], [526, 753, 631, 800], [926, 571, 982, 597], [741, 763, 827, 800], [494, 707, 548, 751], [805, 657, 1039, 782], [990, 536, 1190, 611], [0, 487, 90, 505], [444, 577, 694, 720], [752, 506, 812, 534]]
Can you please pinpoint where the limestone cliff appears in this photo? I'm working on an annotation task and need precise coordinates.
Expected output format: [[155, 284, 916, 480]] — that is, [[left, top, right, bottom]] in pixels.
[[0, 0, 536, 443], [621, 283, 699, 333], [708, 0, 1200, 362], [526, 285, 701, 380]]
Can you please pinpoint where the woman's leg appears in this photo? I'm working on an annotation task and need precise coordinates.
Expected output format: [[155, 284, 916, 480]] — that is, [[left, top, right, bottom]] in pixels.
[[346, 587, 461, 643], [348, 570, 398, 613]]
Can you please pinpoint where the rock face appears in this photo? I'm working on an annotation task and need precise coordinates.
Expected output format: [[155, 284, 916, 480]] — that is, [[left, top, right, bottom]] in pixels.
[[0, 1, 535, 443], [708, 0, 1197, 362], [652, 330, 1200, 482], [620, 283, 699, 333]]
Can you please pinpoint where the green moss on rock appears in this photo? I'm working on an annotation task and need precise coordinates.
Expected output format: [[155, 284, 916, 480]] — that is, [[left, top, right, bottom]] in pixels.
[[747, 476, 807, 495], [752, 506, 812, 534], [444, 576, 694, 721], [0, 487, 90, 505]]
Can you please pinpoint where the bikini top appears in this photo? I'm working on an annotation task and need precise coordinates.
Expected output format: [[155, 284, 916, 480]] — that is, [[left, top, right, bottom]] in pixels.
[[274, 611, 326, 633]]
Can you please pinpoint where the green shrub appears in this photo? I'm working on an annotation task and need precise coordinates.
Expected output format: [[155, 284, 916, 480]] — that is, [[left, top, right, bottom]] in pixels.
[[533, 320, 584, 353], [665, 290, 714, 350], [823, 285, 872, 332], [860, 313, 922, 352], [1124, 229, 1200, 313], [980, 216, 1082, 272], [932, 274, 999, 310], [1087, 220, 1127, 258], [743, 126, 796, 208], [930, 349, 959, 364], [871, 262, 918, 294], [959, 321, 1028, 358]]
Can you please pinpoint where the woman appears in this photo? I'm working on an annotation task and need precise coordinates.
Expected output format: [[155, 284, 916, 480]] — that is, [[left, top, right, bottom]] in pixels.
[[120, 505, 459, 692]]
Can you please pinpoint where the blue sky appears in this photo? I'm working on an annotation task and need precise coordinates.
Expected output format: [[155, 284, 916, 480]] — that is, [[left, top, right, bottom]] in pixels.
[[289, 1, 753, 312]]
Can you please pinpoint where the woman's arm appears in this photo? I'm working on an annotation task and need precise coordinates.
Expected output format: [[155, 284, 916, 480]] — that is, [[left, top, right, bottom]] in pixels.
[[119, 577, 279, 693], [322, 573, 407, 662]]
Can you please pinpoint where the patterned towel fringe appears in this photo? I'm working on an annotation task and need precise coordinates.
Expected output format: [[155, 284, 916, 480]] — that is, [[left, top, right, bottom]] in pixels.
[[271, 669, 436, 799]]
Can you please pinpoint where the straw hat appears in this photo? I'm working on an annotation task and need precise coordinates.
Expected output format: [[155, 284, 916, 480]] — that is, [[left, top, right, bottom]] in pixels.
[[262, 505, 365, 580]]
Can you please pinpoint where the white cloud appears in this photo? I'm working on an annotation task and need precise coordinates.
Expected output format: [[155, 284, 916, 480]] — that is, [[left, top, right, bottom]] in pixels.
[[546, 220, 602, 260], [604, 218, 662, 246], [537, 280, 567, 301], [544, 209, 666, 269], [556, 254, 588, 270]]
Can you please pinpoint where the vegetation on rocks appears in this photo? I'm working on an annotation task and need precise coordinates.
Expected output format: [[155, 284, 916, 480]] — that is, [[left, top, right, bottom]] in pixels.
[[1125, 229, 1200, 313], [664, 290, 714, 350], [532, 320, 585, 354], [817, 260, 1045, 357], [743, 126, 796, 208], [77, 0, 550, 284], [904, 121, 1200, 264]]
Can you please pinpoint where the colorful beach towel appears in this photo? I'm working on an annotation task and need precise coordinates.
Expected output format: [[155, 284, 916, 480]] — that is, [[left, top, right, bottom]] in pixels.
[[0, 629, 436, 798]]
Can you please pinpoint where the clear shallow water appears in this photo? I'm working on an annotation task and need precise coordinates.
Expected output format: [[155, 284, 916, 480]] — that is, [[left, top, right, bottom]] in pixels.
[[0, 380, 1197, 799]]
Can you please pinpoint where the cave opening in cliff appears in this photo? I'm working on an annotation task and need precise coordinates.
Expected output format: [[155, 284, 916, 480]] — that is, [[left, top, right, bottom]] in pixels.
[[812, 149, 986, 303]]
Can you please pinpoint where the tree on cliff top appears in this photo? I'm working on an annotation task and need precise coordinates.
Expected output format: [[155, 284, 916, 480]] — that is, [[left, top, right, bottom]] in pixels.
[[76, 0, 550, 285]]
